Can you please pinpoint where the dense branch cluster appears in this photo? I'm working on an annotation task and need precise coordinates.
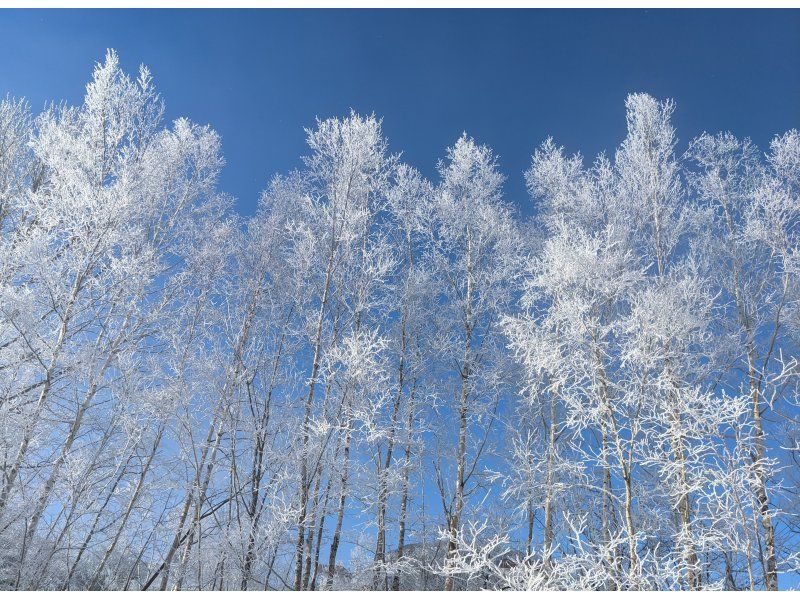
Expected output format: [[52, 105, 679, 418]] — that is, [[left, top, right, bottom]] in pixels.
[[0, 51, 798, 590]]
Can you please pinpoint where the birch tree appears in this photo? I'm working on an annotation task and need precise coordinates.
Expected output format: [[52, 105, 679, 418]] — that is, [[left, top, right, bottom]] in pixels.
[[424, 134, 520, 590]]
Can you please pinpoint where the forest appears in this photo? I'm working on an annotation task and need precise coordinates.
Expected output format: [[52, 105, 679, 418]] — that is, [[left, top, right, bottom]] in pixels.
[[0, 50, 798, 590]]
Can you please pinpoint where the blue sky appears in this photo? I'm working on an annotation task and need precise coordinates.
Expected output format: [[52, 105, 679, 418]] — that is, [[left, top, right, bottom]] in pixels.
[[1, 9, 798, 217]]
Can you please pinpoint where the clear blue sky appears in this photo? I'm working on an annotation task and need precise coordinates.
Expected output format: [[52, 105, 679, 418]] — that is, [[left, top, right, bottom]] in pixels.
[[1, 9, 798, 216]]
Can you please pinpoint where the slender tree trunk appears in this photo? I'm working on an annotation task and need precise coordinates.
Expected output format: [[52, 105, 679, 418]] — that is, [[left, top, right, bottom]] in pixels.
[[20, 374, 104, 568], [374, 316, 406, 590], [594, 341, 637, 585], [310, 474, 332, 591], [38, 423, 118, 589], [295, 245, 336, 591], [542, 392, 557, 559], [720, 200, 780, 591], [444, 377, 469, 592], [325, 420, 353, 590], [303, 466, 323, 589], [241, 319, 287, 590], [162, 286, 259, 591], [154, 410, 221, 591], [601, 428, 619, 590], [0, 271, 83, 520], [241, 432, 265, 591], [264, 544, 279, 590], [15, 300, 132, 582], [750, 363, 778, 591], [657, 350, 699, 590], [88, 427, 163, 589], [444, 244, 473, 592], [671, 408, 698, 589], [620, 464, 637, 584], [392, 379, 415, 592], [61, 442, 134, 589], [172, 415, 227, 590]]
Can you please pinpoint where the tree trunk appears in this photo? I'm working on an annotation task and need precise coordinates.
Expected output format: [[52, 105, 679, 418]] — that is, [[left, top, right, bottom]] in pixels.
[[310, 474, 332, 590], [0, 271, 83, 520], [392, 379, 415, 592], [444, 240, 473, 592], [595, 342, 637, 585], [172, 415, 227, 590], [601, 428, 619, 590], [88, 427, 163, 589], [374, 316, 406, 590], [295, 244, 336, 591], [444, 344, 470, 592], [152, 410, 222, 591], [751, 367, 778, 591], [241, 319, 287, 589], [325, 420, 353, 590], [303, 466, 323, 589], [542, 392, 557, 558], [60, 440, 135, 589], [21, 374, 103, 569]]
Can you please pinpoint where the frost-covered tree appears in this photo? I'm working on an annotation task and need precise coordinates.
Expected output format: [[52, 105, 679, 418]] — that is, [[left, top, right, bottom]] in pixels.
[[0, 50, 226, 589], [1, 50, 797, 592], [421, 134, 521, 591]]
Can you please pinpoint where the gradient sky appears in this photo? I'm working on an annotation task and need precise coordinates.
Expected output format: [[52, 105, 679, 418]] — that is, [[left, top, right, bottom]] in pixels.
[[1, 9, 799, 217]]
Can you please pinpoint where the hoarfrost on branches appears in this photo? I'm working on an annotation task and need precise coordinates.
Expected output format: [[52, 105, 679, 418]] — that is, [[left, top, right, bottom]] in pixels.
[[0, 51, 797, 591]]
